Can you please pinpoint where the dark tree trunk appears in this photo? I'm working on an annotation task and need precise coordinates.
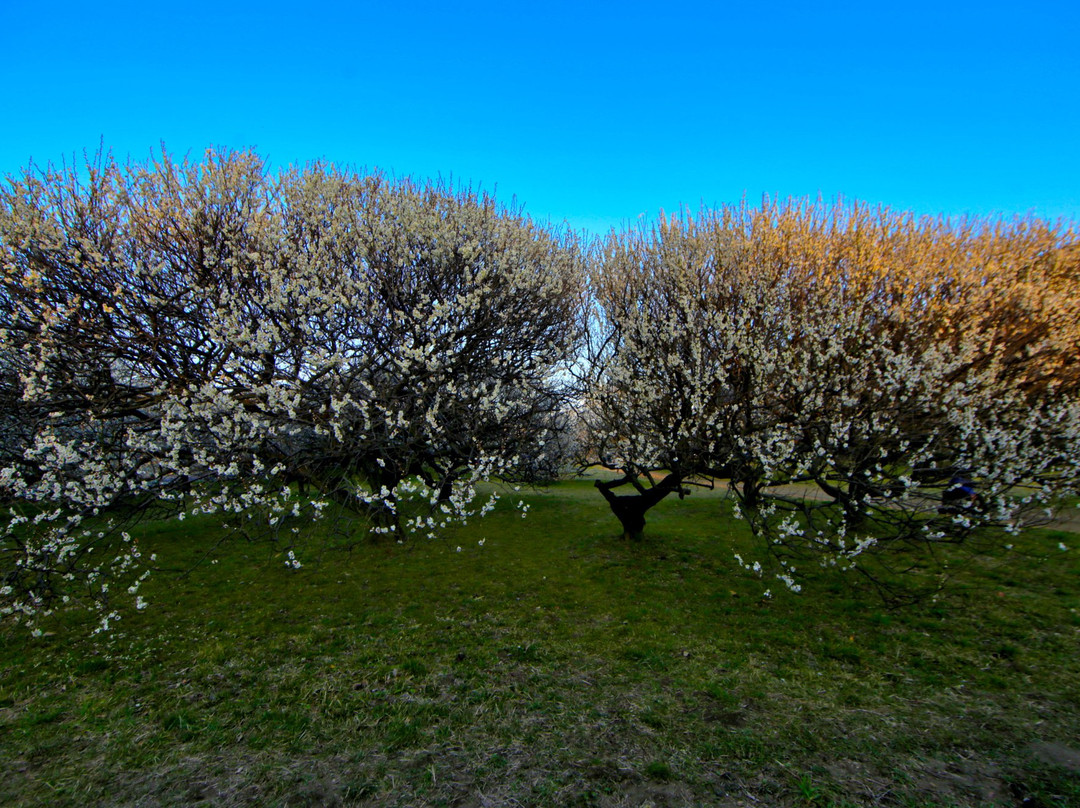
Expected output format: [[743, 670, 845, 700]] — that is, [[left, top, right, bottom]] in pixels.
[[817, 476, 868, 528], [594, 474, 684, 540]]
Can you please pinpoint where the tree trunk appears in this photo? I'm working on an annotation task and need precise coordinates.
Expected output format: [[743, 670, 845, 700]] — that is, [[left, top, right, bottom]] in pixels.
[[594, 475, 683, 540]]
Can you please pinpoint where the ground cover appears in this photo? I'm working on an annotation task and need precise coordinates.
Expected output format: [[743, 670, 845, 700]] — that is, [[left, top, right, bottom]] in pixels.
[[2, 479, 1079, 807]]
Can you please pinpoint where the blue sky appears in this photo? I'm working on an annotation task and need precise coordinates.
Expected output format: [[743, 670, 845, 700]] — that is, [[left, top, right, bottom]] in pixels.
[[2, 0, 1077, 235]]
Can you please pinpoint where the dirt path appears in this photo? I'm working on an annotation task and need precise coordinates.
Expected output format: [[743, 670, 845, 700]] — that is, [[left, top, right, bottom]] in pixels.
[[762, 483, 1080, 535]]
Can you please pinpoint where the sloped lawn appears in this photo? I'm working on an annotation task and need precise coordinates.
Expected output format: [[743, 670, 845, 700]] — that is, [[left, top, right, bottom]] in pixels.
[[3, 480, 1079, 806]]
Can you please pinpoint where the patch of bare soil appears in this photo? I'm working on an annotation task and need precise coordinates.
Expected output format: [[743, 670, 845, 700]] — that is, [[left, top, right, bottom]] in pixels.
[[907, 755, 1010, 805], [1029, 741, 1080, 774]]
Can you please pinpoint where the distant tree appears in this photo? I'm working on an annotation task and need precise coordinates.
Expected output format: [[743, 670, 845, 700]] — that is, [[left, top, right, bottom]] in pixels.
[[0, 148, 587, 631], [587, 201, 1080, 599]]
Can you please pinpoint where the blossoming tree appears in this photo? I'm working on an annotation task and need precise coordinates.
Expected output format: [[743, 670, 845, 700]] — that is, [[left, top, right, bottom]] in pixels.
[[0, 148, 586, 631], [588, 201, 1080, 599]]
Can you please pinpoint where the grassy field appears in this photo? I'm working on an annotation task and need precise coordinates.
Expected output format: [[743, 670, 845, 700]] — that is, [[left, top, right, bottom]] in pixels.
[[2, 478, 1080, 807]]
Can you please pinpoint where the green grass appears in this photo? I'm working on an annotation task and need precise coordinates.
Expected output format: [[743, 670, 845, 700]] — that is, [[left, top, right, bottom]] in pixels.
[[2, 478, 1080, 806]]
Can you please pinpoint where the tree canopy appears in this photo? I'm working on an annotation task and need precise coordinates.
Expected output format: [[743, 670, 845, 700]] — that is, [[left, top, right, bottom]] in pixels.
[[0, 148, 587, 630], [587, 201, 1080, 599]]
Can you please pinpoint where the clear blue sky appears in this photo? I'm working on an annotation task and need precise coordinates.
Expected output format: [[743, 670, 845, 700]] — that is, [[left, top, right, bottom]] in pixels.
[[2, 0, 1077, 235]]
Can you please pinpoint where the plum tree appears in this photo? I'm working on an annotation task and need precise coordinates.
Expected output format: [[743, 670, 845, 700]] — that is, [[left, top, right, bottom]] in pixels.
[[0, 148, 587, 630], [587, 200, 1080, 599]]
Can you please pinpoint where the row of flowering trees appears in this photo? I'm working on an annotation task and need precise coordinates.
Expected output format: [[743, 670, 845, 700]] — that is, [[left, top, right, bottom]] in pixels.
[[2, 148, 1078, 630]]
